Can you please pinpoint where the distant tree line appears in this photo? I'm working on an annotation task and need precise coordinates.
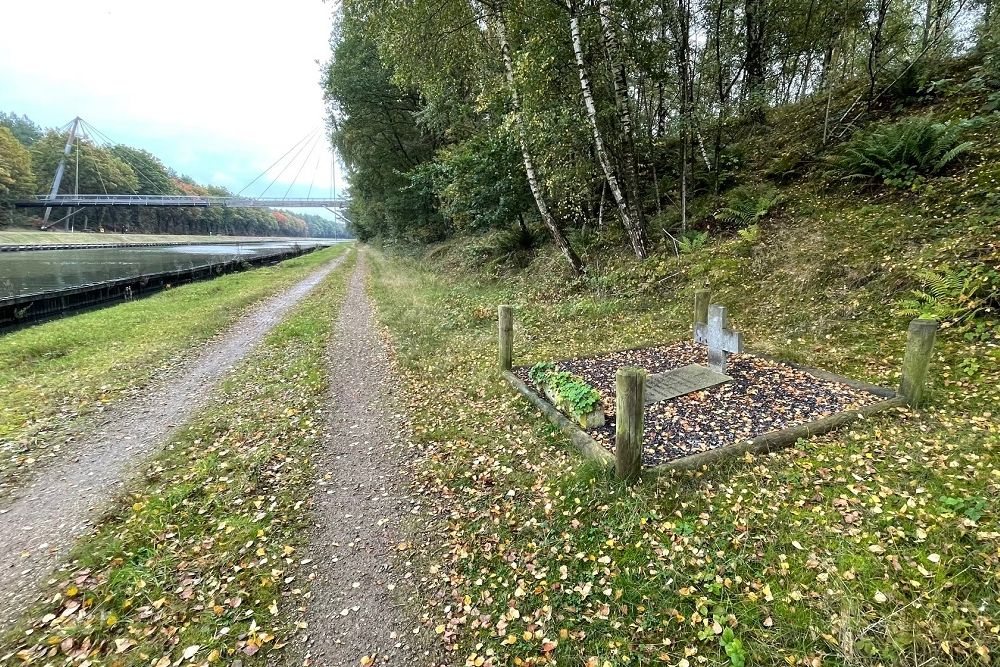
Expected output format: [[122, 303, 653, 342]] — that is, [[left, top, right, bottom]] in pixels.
[[325, 0, 998, 271], [0, 112, 351, 239]]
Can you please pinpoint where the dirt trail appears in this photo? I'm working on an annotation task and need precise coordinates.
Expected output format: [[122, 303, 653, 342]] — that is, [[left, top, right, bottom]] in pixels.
[[300, 258, 436, 666], [0, 253, 348, 630]]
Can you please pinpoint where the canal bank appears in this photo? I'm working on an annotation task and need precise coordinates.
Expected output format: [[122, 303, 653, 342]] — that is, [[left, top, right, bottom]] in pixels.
[[0, 241, 341, 329], [1, 241, 308, 252], [0, 230, 322, 249]]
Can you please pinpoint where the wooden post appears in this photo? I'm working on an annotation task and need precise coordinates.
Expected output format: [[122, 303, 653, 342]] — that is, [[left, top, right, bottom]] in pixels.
[[694, 288, 711, 328], [498, 305, 514, 371], [899, 318, 938, 407], [615, 366, 646, 481]]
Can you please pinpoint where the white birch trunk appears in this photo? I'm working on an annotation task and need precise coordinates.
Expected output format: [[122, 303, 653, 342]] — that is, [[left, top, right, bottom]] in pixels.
[[567, 0, 646, 260], [598, 0, 649, 259], [481, 1, 585, 274]]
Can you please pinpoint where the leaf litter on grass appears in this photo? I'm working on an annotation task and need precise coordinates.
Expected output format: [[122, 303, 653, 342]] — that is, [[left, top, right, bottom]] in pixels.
[[368, 249, 999, 667], [0, 253, 356, 666]]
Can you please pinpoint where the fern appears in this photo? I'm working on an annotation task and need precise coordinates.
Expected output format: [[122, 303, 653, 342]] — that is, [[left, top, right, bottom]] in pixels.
[[737, 224, 761, 244], [829, 116, 975, 189], [933, 140, 974, 172], [716, 184, 782, 226], [896, 265, 998, 328], [678, 230, 709, 254]]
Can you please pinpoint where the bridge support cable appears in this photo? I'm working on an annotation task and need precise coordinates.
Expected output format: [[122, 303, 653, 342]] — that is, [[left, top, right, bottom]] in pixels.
[[306, 146, 325, 200], [254, 127, 322, 201], [236, 126, 320, 198], [282, 131, 323, 200], [78, 119, 176, 197]]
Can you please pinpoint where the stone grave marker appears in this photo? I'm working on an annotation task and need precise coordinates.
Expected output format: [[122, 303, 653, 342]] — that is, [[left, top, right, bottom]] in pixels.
[[644, 363, 731, 404], [694, 304, 743, 373]]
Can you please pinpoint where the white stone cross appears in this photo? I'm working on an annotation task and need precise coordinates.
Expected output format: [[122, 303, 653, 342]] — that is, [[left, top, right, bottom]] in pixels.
[[694, 304, 743, 373]]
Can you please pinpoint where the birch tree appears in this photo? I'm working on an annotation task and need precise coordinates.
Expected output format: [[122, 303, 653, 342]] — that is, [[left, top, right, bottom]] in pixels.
[[566, 0, 649, 259], [598, 0, 649, 256], [486, 0, 587, 273]]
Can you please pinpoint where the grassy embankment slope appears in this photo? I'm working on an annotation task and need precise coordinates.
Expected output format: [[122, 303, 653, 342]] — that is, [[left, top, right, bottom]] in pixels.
[[0, 252, 357, 666], [367, 85, 999, 664], [0, 244, 350, 497]]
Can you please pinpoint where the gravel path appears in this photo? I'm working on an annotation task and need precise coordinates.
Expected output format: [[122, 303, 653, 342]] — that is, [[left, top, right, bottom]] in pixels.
[[299, 257, 437, 667], [0, 253, 348, 630]]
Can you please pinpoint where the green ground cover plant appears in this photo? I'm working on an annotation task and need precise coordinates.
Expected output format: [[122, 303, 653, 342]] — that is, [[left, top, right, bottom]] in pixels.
[[529, 363, 602, 420], [0, 251, 356, 666], [0, 244, 349, 496]]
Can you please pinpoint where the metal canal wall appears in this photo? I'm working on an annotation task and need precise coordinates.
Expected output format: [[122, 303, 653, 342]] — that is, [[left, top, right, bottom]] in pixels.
[[0, 243, 324, 330]]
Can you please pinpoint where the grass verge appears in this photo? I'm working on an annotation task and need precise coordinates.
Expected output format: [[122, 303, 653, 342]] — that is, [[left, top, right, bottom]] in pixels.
[[0, 250, 356, 666], [368, 244, 998, 666], [0, 243, 350, 497]]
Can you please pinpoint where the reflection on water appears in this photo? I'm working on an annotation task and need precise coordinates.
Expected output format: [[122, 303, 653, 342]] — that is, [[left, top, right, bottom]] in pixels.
[[0, 241, 336, 299]]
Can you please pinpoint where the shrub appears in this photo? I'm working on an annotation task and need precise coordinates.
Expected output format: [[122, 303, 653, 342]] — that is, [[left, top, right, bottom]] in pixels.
[[463, 222, 543, 270], [828, 116, 975, 189], [886, 60, 934, 104], [715, 184, 782, 227], [764, 150, 808, 182]]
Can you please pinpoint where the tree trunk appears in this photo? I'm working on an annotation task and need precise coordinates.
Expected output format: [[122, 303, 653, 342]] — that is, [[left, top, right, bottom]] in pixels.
[[490, 4, 585, 274], [744, 0, 767, 122], [679, 0, 691, 232], [819, 35, 836, 90], [712, 0, 729, 194], [922, 0, 950, 48], [795, 0, 817, 100], [567, 0, 648, 260], [866, 0, 891, 110], [798, 49, 814, 99], [598, 0, 649, 257], [922, 0, 935, 47]]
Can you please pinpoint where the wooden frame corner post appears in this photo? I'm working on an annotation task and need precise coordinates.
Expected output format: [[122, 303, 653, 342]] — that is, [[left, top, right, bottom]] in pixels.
[[498, 305, 514, 371], [900, 318, 938, 407], [615, 366, 646, 481]]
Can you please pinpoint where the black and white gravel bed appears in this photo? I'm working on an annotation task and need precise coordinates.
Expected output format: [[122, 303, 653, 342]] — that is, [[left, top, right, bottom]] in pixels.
[[514, 341, 882, 466]]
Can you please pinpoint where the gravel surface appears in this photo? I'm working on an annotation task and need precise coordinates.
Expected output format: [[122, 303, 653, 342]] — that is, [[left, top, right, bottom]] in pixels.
[[297, 257, 438, 667], [515, 341, 882, 466], [0, 253, 348, 631]]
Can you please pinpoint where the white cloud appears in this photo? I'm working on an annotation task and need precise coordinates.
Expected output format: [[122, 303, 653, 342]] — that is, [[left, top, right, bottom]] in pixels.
[[211, 171, 236, 185], [0, 0, 347, 198]]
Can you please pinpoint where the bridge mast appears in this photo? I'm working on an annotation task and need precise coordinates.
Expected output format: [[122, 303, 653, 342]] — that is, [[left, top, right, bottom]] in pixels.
[[42, 117, 81, 226]]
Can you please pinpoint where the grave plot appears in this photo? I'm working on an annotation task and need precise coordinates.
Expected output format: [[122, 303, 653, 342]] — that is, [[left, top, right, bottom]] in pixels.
[[513, 341, 888, 467], [499, 296, 931, 474]]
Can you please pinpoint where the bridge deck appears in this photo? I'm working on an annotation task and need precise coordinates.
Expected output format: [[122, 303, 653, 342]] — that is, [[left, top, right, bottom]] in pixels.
[[12, 195, 348, 209]]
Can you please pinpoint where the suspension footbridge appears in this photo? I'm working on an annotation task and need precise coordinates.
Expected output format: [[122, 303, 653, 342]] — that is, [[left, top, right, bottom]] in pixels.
[[13, 195, 347, 208], [8, 117, 349, 228]]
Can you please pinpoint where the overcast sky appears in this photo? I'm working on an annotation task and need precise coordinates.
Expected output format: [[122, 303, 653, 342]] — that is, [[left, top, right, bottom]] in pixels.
[[0, 0, 345, 214]]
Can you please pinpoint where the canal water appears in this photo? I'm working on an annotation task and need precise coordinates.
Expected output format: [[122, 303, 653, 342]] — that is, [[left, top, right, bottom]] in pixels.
[[0, 241, 334, 300]]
